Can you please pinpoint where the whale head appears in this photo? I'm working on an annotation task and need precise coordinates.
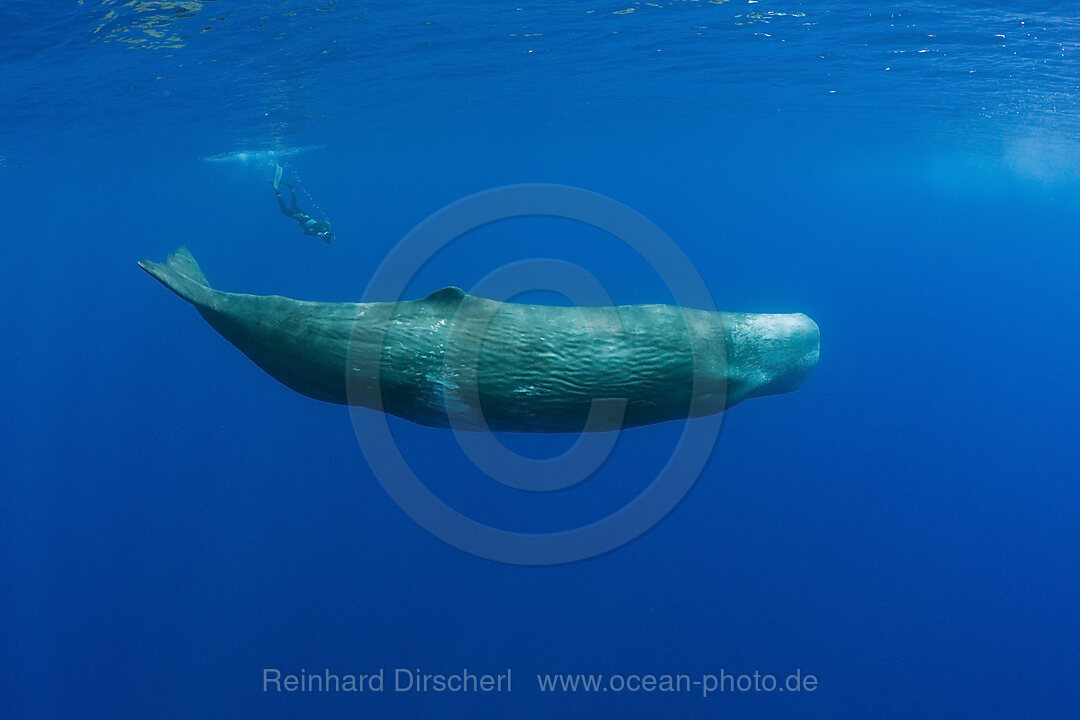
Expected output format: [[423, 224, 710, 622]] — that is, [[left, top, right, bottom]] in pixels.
[[723, 312, 820, 405]]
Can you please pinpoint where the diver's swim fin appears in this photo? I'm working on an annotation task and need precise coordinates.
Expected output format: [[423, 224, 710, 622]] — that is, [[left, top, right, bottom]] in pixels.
[[272, 164, 283, 190]]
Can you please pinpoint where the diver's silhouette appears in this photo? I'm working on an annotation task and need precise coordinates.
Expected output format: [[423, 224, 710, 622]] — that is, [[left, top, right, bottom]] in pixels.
[[272, 165, 334, 244]]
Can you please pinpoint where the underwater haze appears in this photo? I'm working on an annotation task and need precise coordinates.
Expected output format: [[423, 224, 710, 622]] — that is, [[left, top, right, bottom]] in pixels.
[[2, 1, 1079, 718]]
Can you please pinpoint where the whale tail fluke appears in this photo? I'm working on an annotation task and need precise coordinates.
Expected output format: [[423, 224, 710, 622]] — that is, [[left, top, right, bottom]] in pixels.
[[139, 247, 215, 308]]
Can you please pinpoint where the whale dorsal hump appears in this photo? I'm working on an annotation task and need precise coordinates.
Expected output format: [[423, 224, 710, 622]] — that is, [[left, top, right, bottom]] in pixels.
[[423, 286, 468, 304]]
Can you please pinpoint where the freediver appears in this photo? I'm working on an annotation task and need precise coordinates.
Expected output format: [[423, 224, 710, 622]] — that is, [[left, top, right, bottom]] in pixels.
[[272, 165, 335, 244]]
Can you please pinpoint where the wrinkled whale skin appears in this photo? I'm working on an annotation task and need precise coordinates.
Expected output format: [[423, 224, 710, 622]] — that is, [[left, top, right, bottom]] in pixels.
[[140, 248, 819, 433]]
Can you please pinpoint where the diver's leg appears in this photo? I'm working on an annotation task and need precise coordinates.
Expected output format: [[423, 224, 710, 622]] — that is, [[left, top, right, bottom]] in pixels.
[[289, 188, 300, 211], [275, 189, 289, 216]]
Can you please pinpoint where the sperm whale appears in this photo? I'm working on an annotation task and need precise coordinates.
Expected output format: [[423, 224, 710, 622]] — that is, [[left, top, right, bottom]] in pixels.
[[140, 248, 818, 432]]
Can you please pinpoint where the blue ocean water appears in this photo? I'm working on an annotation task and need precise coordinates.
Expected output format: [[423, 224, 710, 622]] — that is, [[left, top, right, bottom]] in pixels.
[[2, 1, 1078, 718]]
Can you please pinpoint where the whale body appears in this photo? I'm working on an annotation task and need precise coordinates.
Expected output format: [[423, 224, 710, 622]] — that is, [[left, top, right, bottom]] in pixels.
[[140, 248, 819, 433]]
